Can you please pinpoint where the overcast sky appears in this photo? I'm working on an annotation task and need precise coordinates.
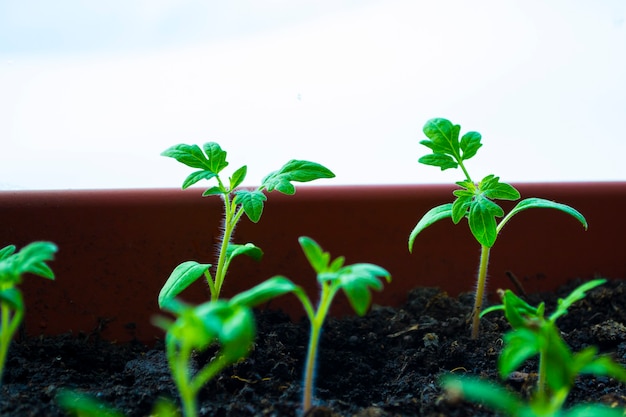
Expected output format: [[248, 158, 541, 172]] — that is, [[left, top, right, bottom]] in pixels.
[[1, 1, 625, 190]]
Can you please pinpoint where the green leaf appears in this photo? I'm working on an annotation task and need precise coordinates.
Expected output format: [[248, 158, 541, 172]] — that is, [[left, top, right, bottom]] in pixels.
[[565, 404, 626, 417], [202, 186, 225, 197], [550, 279, 605, 322], [18, 241, 57, 278], [579, 354, 626, 383], [479, 175, 520, 201], [203, 142, 229, 174], [543, 325, 576, 392], [453, 181, 475, 196], [166, 301, 224, 351], [0, 287, 24, 311], [499, 328, 542, 379], [451, 195, 472, 224], [261, 160, 335, 195], [151, 398, 180, 417], [56, 389, 126, 417], [334, 264, 391, 316], [194, 301, 256, 361], [417, 154, 458, 170], [182, 170, 218, 189], [504, 198, 588, 231], [223, 243, 263, 274], [408, 203, 453, 252], [500, 289, 542, 329], [0, 241, 58, 283], [229, 165, 248, 190], [441, 375, 523, 416], [480, 304, 504, 317], [234, 190, 267, 223], [158, 261, 211, 308], [422, 118, 461, 157], [226, 243, 263, 264], [459, 131, 482, 161], [468, 195, 501, 247], [298, 236, 331, 273], [229, 276, 299, 308], [0, 245, 16, 261], [161, 143, 211, 170]]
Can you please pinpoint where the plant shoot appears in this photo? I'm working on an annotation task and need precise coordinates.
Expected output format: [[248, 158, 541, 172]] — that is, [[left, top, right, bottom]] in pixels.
[[0, 241, 56, 385], [160, 142, 335, 305], [444, 279, 626, 416], [408, 118, 587, 338]]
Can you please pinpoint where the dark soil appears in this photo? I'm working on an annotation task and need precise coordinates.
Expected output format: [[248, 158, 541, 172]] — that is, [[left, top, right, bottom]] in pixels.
[[3, 278, 626, 417]]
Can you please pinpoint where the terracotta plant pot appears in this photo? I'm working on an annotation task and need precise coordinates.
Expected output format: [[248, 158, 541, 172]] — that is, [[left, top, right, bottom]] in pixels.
[[0, 182, 624, 343]]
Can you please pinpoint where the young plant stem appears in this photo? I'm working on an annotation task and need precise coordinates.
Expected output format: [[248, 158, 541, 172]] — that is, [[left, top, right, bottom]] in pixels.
[[0, 304, 21, 386], [471, 245, 491, 339], [170, 342, 197, 417], [167, 335, 231, 417], [537, 345, 547, 400], [211, 196, 245, 301], [302, 324, 320, 412], [301, 285, 337, 412], [0, 304, 10, 384]]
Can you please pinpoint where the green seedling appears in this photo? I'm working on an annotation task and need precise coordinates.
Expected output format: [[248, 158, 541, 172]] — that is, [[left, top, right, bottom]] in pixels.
[[408, 118, 587, 338], [283, 236, 391, 414], [0, 241, 56, 385], [443, 279, 626, 416], [443, 376, 625, 417], [59, 278, 297, 417], [154, 277, 298, 417], [160, 142, 335, 304], [58, 389, 179, 417]]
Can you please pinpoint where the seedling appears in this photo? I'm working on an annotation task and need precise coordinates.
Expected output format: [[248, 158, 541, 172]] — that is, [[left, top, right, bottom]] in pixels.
[[443, 279, 626, 416], [282, 236, 391, 414], [159, 142, 335, 304], [58, 387, 181, 417], [443, 375, 625, 417], [0, 241, 56, 385], [59, 278, 297, 417], [408, 118, 587, 338], [160, 236, 390, 415], [154, 277, 298, 417]]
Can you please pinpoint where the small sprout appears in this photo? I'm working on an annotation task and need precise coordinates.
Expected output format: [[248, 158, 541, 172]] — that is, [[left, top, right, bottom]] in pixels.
[[283, 237, 391, 414], [443, 279, 626, 416], [57, 390, 180, 417], [153, 278, 297, 417], [160, 142, 335, 304], [57, 279, 297, 417], [0, 241, 57, 385], [408, 118, 587, 338]]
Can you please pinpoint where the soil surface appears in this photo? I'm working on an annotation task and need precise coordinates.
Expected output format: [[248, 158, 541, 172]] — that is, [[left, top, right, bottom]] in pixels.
[[3, 278, 626, 417]]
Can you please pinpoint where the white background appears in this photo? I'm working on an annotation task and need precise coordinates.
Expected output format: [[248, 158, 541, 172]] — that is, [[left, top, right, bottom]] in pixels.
[[1, 1, 624, 190]]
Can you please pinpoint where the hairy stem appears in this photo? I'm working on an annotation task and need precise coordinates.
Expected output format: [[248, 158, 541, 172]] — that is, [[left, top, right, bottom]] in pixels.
[[471, 245, 491, 339], [212, 196, 244, 301]]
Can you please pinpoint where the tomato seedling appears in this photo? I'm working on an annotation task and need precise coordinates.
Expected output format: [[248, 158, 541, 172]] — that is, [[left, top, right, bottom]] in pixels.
[[0, 241, 56, 385], [443, 279, 626, 417], [59, 278, 297, 417], [408, 118, 587, 338], [159, 142, 334, 305], [282, 237, 390, 413], [154, 277, 298, 417]]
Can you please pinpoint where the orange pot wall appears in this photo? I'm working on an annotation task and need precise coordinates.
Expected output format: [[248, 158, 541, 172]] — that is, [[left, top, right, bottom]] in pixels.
[[0, 183, 624, 343]]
